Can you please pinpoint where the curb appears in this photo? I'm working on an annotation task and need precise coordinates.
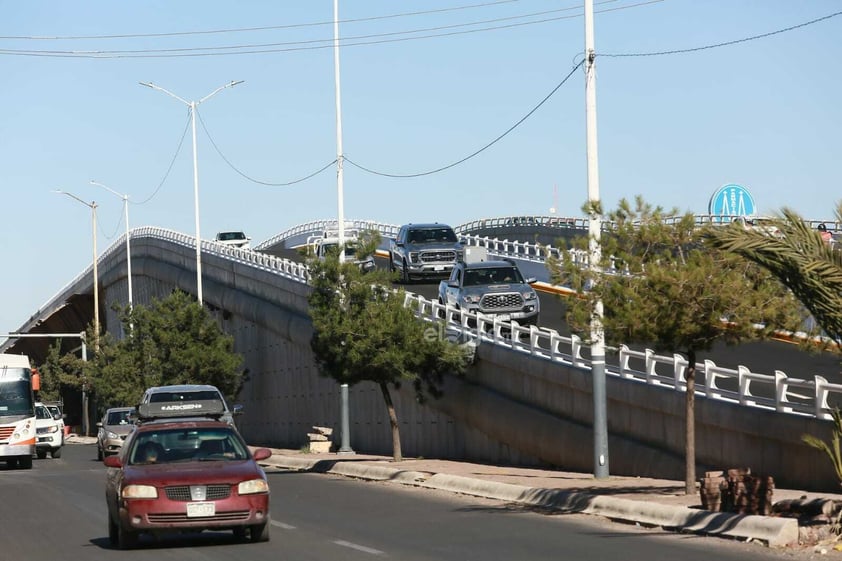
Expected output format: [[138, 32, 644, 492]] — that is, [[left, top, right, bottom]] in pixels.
[[263, 455, 799, 548]]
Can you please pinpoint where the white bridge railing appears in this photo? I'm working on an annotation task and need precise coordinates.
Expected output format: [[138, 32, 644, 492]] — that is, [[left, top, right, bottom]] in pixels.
[[403, 291, 842, 421]]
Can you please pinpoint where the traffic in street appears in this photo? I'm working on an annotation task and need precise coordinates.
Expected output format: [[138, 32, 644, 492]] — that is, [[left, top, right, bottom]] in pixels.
[[0, 441, 816, 561]]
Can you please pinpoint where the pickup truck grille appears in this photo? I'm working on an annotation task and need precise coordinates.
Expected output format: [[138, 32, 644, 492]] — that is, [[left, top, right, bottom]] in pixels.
[[420, 250, 457, 263], [480, 292, 523, 310]]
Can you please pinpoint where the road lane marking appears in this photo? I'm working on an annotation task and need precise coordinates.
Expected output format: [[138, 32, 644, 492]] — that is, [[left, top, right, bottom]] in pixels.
[[334, 540, 384, 555], [270, 520, 296, 530]]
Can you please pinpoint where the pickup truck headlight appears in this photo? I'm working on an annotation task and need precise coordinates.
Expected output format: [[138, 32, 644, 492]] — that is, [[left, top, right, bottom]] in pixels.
[[461, 295, 481, 305], [409, 252, 419, 263], [524, 291, 537, 301]]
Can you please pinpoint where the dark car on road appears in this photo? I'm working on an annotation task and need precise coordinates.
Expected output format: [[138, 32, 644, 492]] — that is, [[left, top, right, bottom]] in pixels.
[[103, 398, 272, 549]]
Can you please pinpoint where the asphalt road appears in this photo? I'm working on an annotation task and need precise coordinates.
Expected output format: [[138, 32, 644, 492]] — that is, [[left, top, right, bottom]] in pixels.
[[0, 443, 821, 560]]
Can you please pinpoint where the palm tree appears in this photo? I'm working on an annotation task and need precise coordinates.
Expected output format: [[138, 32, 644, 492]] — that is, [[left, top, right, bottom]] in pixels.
[[703, 203, 842, 346], [706, 204, 842, 505]]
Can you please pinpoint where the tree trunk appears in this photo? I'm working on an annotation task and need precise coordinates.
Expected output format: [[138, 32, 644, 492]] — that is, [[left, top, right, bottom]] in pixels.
[[685, 348, 696, 495], [379, 382, 402, 462]]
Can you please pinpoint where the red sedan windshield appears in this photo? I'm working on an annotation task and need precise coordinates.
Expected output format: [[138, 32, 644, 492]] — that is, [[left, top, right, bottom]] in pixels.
[[129, 427, 248, 465]]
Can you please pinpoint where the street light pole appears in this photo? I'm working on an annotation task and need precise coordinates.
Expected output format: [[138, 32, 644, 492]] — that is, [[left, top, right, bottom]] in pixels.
[[584, 0, 609, 479], [53, 190, 100, 350], [333, 0, 346, 263], [139, 80, 243, 305], [90, 181, 132, 311]]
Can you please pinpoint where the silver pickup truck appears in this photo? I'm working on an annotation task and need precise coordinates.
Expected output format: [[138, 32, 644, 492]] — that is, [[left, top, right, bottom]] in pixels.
[[389, 223, 463, 283], [438, 258, 540, 325]]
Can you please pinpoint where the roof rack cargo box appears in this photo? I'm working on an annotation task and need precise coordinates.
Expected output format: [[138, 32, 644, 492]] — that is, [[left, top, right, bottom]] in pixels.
[[137, 399, 226, 422]]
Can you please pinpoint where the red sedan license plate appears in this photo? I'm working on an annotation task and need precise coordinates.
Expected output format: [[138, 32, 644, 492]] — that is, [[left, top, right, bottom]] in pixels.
[[187, 502, 215, 517]]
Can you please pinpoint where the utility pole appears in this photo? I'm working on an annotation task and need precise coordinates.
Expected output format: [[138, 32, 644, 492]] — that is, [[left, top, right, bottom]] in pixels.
[[333, 0, 346, 263], [585, 0, 609, 479], [333, 0, 353, 454]]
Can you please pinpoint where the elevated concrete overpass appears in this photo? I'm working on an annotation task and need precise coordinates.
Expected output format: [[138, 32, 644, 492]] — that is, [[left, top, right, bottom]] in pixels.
[[2, 221, 839, 491]]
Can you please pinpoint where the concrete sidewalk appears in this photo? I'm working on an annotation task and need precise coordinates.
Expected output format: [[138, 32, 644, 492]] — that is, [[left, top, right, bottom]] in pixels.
[[256, 447, 842, 550]]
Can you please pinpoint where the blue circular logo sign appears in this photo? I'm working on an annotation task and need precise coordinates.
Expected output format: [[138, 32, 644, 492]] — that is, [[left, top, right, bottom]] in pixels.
[[708, 184, 756, 219]]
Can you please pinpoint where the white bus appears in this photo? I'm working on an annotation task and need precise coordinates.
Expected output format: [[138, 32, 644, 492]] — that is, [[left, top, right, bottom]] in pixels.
[[0, 353, 37, 469]]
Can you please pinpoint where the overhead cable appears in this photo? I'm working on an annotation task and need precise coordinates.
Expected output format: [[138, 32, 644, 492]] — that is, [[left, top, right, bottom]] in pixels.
[[344, 60, 584, 178], [196, 110, 337, 187], [132, 113, 192, 205], [0, 0, 525, 40], [601, 10, 842, 58], [0, 1, 659, 59]]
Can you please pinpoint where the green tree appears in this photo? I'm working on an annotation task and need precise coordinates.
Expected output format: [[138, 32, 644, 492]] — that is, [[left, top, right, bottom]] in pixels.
[[308, 233, 469, 462], [550, 196, 805, 494], [37, 339, 86, 402], [84, 290, 245, 411]]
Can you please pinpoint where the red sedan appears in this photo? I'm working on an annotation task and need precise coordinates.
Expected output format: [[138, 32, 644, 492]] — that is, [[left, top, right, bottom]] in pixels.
[[104, 402, 272, 549]]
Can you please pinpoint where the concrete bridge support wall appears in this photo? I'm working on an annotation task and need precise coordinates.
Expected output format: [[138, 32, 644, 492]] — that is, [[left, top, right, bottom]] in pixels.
[[91, 236, 836, 491]]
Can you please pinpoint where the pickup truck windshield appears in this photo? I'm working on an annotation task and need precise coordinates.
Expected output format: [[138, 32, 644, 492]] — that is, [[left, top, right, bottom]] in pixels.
[[464, 267, 522, 286], [408, 228, 457, 243]]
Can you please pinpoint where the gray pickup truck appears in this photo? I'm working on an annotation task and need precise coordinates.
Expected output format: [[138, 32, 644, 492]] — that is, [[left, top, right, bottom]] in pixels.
[[389, 223, 463, 283], [438, 258, 540, 325]]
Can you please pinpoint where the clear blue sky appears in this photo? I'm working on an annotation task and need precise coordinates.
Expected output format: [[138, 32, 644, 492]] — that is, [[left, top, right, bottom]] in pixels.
[[1, 0, 840, 334]]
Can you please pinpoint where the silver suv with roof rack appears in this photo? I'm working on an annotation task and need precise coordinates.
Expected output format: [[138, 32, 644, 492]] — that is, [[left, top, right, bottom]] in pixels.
[[138, 384, 242, 427]]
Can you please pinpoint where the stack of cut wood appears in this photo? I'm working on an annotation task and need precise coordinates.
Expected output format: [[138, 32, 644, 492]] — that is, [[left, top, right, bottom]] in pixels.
[[699, 468, 774, 515]]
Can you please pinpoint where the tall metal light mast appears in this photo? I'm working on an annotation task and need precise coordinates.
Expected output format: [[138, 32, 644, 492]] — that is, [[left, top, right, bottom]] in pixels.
[[585, 0, 609, 479]]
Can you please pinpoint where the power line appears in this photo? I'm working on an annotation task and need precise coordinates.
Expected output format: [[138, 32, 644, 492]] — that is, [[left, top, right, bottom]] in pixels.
[[6, 4, 592, 56], [0, 0, 525, 40], [93, 116, 190, 237], [601, 10, 842, 58], [0, 0, 656, 59], [132, 113, 192, 205], [345, 60, 584, 179], [196, 110, 337, 187]]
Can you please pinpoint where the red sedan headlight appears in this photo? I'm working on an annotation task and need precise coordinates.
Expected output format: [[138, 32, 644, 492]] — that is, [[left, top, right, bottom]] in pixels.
[[122, 484, 158, 499], [238, 479, 269, 495]]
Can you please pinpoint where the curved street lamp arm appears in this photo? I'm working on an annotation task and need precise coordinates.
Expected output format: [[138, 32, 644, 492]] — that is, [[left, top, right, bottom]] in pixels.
[[198, 80, 244, 105], [139, 81, 190, 106]]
